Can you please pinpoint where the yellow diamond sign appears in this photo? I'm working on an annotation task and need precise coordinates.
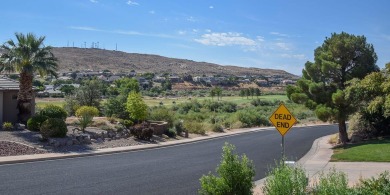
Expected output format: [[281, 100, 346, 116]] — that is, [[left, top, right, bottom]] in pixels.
[[269, 103, 297, 136]]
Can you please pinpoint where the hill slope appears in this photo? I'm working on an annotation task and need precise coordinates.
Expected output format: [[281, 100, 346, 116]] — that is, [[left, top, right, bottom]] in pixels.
[[45, 47, 296, 78]]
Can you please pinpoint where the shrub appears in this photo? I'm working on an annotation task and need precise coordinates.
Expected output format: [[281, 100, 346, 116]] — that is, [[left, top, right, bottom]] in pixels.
[[40, 118, 68, 139], [262, 160, 308, 195], [63, 95, 80, 116], [120, 119, 134, 129], [40, 104, 67, 120], [129, 123, 154, 140], [27, 114, 48, 132], [237, 109, 270, 127], [75, 106, 99, 133], [2, 122, 13, 131], [173, 120, 184, 136], [211, 123, 224, 133], [165, 128, 177, 138], [183, 121, 206, 135], [126, 92, 148, 122], [199, 143, 255, 195], [148, 106, 175, 127], [313, 168, 350, 195], [348, 113, 377, 138], [353, 171, 390, 194]]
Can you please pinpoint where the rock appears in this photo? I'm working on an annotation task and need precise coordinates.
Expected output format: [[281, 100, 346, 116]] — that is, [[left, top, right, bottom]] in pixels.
[[96, 138, 103, 143], [350, 134, 362, 143], [162, 134, 169, 139], [54, 141, 60, 148], [106, 138, 112, 141], [48, 139, 56, 145], [83, 137, 92, 144], [66, 140, 73, 146], [73, 139, 80, 145]]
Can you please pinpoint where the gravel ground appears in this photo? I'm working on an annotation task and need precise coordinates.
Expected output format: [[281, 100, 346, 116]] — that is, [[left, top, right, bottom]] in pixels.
[[0, 128, 183, 157]]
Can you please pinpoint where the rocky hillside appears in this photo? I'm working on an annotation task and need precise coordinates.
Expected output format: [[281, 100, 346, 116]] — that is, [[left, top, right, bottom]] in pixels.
[[5, 47, 298, 78]]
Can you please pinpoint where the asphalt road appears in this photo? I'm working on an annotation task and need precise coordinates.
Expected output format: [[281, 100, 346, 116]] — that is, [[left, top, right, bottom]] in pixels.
[[0, 125, 338, 195]]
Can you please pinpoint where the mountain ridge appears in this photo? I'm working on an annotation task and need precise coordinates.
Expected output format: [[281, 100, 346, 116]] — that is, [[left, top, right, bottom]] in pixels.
[[5, 47, 298, 78]]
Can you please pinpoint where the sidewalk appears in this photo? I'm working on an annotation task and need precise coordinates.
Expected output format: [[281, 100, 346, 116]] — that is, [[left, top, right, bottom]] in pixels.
[[253, 135, 390, 194]]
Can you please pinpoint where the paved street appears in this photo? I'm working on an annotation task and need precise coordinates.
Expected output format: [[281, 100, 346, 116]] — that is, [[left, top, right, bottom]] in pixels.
[[0, 125, 338, 195]]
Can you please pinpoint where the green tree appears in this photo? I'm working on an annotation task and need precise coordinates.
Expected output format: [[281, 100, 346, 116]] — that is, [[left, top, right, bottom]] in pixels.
[[75, 79, 103, 108], [239, 89, 245, 99], [249, 87, 255, 99], [345, 66, 390, 135], [287, 32, 379, 144], [210, 88, 216, 100], [245, 88, 250, 99], [0, 33, 58, 124], [214, 86, 223, 101], [255, 88, 261, 99], [114, 78, 139, 96], [126, 91, 148, 123], [59, 84, 76, 96], [199, 143, 255, 195]]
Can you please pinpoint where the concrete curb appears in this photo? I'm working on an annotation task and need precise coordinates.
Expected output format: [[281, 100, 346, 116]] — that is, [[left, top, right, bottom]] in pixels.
[[253, 133, 333, 192]]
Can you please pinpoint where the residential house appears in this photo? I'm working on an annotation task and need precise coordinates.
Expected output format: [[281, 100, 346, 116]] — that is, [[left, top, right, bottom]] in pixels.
[[0, 76, 35, 125]]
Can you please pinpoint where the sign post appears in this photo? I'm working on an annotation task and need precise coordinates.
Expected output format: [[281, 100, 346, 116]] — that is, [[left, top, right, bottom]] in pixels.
[[269, 103, 297, 158]]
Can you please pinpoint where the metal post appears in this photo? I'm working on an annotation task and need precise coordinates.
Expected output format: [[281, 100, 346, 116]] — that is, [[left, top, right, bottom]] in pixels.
[[282, 135, 285, 159]]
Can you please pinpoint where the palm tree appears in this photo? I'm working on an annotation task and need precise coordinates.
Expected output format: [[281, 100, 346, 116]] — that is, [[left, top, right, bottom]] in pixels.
[[0, 33, 58, 124]]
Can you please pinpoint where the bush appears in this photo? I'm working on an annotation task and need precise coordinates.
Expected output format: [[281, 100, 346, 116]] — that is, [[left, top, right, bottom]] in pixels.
[[353, 171, 390, 195], [2, 122, 13, 131], [183, 121, 206, 135], [199, 143, 255, 195], [40, 104, 67, 120], [211, 123, 224, 132], [165, 128, 177, 138], [173, 120, 184, 136], [148, 107, 175, 127], [348, 113, 377, 138], [129, 123, 154, 140], [120, 119, 134, 129], [27, 114, 48, 132], [262, 160, 308, 195], [251, 99, 277, 107], [75, 106, 99, 133], [40, 118, 68, 139], [237, 109, 270, 127], [313, 168, 350, 195]]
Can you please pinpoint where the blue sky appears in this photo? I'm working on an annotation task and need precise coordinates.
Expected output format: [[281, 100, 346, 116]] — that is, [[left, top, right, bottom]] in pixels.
[[1, 0, 389, 75]]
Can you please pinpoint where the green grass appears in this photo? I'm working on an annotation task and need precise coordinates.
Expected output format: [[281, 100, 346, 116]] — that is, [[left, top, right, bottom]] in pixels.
[[144, 95, 288, 107], [35, 98, 65, 109], [331, 138, 390, 162]]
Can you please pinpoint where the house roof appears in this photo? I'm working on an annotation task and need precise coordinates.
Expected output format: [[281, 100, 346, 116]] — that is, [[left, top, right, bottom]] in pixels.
[[0, 76, 19, 91]]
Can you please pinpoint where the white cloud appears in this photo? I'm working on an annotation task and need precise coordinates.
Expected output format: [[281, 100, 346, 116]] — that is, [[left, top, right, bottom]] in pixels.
[[209, 6, 214, 9], [186, 16, 196, 22], [275, 42, 290, 50], [90, 0, 98, 3], [127, 1, 139, 6], [69, 26, 100, 31], [178, 30, 186, 35], [149, 10, 155, 14], [195, 32, 257, 46], [257, 36, 265, 42], [205, 29, 212, 33], [192, 29, 199, 33], [270, 32, 288, 37]]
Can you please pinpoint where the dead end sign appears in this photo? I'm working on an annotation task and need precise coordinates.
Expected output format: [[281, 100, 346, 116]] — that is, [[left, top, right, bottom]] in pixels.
[[269, 103, 297, 136]]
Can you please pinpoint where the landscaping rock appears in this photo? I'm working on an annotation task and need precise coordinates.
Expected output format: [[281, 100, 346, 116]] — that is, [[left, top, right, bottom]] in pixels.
[[66, 140, 73, 146], [96, 138, 103, 143]]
